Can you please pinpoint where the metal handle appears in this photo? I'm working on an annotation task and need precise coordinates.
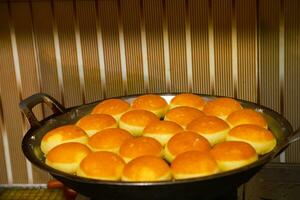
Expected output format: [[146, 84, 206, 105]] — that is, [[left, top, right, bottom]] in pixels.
[[272, 127, 300, 158], [288, 127, 300, 144], [19, 93, 66, 129]]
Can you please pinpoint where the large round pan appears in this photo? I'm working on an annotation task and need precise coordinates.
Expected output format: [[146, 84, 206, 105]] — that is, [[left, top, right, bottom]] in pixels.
[[20, 93, 300, 200]]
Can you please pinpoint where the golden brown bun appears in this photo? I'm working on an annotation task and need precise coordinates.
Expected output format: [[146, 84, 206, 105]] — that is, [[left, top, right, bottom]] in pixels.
[[77, 151, 125, 181], [41, 125, 88, 154], [46, 142, 91, 174], [186, 116, 230, 145], [226, 124, 276, 155], [131, 94, 168, 118], [91, 98, 130, 122], [121, 156, 171, 182], [119, 136, 163, 162], [169, 93, 206, 110], [87, 128, 133, 153], [143, 121, 184, 145], [210, 141, 258, 171], [226, 109, 268, 128], [171, 151, 219, 179], [76, 114, 117, 137], [119, 110, 159, 136], [203, 98, 242, 120], [164, 131, 211, 162], [164, 107, 205, 129]]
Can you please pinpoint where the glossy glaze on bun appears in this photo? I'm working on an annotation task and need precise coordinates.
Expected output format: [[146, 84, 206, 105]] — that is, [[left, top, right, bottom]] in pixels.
[[226, 109, 268, 128], [41, 125, 88, 154], [122, 156, 171, 182], [46, 142, 91, 174], [119, 136, 163, 162], [164, 131, 211, 162], [131, 94, 168, 118], [143, 121, 184, 145], [186, 116, 230, 145], [226, 124, 276, 155], [119, 110, 159, 136], [210, 141, 258, 172], [164, 107, 205, 129], [203, 98, 242, 120], [77, 151, 125, 181], [87, 128, 133, 153], [76, 114, 117, 137], [91, 98, 130, 122], [171, 151, 219, 180], [169, 93, 206, 110]]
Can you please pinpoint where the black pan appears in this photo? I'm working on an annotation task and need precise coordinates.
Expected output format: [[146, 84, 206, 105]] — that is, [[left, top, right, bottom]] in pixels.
[[20, 93, 300, 200]]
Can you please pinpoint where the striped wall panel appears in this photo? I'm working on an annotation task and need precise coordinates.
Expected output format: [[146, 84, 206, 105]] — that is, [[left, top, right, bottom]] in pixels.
[[0, 96, 8, 184], [212, 0, 234, 97], [98, 0, 124, 98], [10, 1, 49, 183], [0, 3, 28, 183], [259, 0, 281, 112], [236, 0, 257, 102], [144, 0, 167, 93], [0, 0, 299, 184], [190, 0, 211, 94], [284, 0, 300, 163], [121, 0, 145, 95], [54, 1, 83, 108], [166, 0, 189, 93], [77, 0, 103, 103], [31, 1, 61, 116]]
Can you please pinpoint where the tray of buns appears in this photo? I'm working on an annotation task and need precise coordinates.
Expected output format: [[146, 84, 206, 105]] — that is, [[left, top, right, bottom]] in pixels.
[[20, 93, 299, 199]]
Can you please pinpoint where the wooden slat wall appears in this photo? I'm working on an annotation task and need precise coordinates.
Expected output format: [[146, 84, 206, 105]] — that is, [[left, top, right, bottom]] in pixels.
[[54, 1, 82, 108], [166, 0, 189, 93], [98, 0, 124, 98], [0, 0, 299, 184], [190, 0, 211, 94], [284, 0, 300, 163], [10, 1, 48, 183], [0, 3, 28, 183], [212, 0, 234, 97], [236, 0, 257, 102], [144, 0, 167, 93]]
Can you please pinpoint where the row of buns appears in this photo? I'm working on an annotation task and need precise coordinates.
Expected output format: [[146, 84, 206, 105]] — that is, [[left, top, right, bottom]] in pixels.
[[41, 93, 277, 182], [45, 140, 258, 182]]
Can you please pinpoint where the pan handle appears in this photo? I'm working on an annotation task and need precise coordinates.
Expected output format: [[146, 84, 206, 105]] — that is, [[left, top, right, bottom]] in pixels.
[[288, 127, 300, 144], [273, 128, 300, 158], [19, 93, 66, 129]]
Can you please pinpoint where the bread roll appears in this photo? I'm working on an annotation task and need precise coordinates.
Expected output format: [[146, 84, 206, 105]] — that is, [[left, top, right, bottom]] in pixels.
[[186, 116, 230, 145], [210, 141, 258, 172], [119, 110, 159, 136], [226, 109, 268, 128], [76, 114, 117, 137], [77, 151, 125, 181], [122, 156, 171, 182], [171, 151, 219, 179], [143, 121, 183, 146], [169, 93, 206, 110], [46, 142, 91, 174], [164, 107, 205, 129], [91, 98, 130, 122], [41, 125, 88, 155], [164, 131, 211, 162], [203, 98, 242, 120], [226, 124, 276, 155], [131, 94, 168, 118], [87, 128, 133, 153], [119, 136, 163, 163]]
